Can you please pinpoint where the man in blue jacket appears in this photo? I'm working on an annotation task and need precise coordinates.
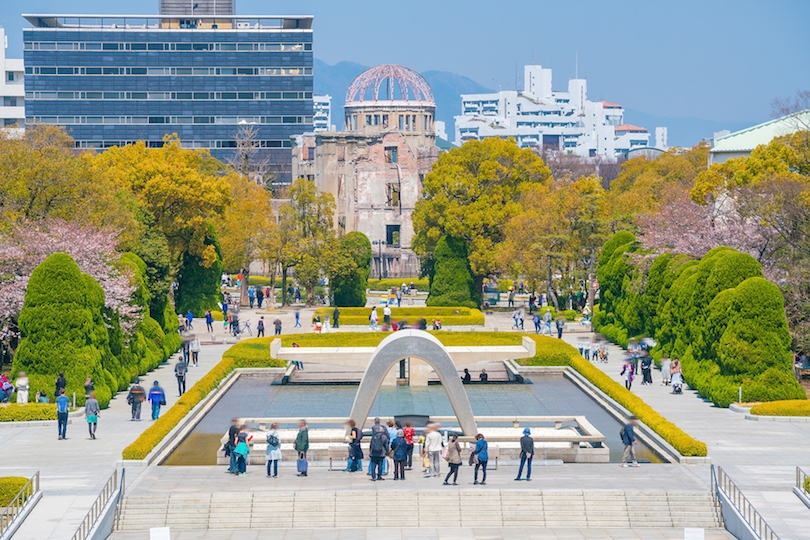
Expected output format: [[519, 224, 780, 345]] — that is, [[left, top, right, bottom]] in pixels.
[[148, 381, 166, 420], [621, 416, 640, 468]]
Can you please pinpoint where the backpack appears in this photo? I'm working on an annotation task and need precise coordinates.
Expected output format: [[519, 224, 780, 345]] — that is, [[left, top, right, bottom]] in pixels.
[[355, 428, 364, 442], [267, 433, 280, 447], [370, 432, 385, 454]]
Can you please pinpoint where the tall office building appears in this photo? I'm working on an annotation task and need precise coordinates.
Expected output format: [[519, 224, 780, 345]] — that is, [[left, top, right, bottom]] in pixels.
[[0, 27, 25, 130], [23, 11, 313, 179]]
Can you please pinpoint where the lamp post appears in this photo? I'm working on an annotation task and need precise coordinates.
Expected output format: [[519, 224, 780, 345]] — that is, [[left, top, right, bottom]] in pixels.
[[372, 240, 388, 279]]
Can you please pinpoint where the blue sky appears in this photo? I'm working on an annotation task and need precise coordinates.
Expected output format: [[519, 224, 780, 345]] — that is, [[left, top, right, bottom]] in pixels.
[[2, 0, 808, 125]]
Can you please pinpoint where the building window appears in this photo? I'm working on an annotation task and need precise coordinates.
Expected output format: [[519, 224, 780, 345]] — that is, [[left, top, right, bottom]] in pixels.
[[386, 225, 401, 247], [385, 184, 401, 207], [6, 72, 13, 82], [307, 147, 315, 160], [399, 115, 404, 130], [382, 114, 389, 128], [384, 146, 397, 163], [3, 97, 17, 107]]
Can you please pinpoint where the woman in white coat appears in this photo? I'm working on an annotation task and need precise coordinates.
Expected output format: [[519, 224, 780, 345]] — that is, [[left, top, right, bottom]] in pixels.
[[265, 422, 282, 478], [15, 372, 29, 404]]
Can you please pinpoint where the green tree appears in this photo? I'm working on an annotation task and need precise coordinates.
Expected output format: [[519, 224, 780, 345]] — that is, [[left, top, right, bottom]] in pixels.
[[413, 138, 550, 286], [329, 232, 372, 307], [427, 236, 479, 308], [174, 225, 224, 316]]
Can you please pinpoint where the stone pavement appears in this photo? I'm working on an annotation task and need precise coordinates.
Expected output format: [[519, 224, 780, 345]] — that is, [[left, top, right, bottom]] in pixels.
[[109, 526, 734, 540], [555, 331, 810, 540]]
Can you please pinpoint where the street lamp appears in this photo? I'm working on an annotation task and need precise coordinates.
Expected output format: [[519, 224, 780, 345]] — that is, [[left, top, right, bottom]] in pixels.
[[372, 240, 388, 279]]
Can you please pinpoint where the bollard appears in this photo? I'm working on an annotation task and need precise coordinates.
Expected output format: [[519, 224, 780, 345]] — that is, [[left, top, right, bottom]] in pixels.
[[73, 392, 76, 409], [738, 386, 742, 404]]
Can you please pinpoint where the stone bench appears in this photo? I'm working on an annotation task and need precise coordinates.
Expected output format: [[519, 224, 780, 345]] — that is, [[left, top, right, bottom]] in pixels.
[[328, 445, 349, 471]]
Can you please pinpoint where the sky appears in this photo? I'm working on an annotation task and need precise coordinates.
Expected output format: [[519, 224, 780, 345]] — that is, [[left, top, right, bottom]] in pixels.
[[2, 0, 808, 126]]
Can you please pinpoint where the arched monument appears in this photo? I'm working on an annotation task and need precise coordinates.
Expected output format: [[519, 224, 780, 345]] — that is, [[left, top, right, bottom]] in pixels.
[[348, 330, 478, 436]]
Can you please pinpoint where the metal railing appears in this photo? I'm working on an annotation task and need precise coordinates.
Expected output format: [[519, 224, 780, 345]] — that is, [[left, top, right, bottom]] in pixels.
[[0, 471, 39, 535], [71, 470, 118, 540], [114, 468, 126, 531], [716, 466, 779, 540], [709, 465, 723, 528], [797, 466, 809, 495]]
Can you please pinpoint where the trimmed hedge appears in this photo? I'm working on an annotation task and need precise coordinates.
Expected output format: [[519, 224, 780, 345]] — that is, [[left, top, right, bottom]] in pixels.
[[596, 232, 805, 407], [519, 336, 707, 456], [0, 404, 58, 422], [749, 400, 810, 417], [332, 232, 371, 307], [427, 236, 480, 308], [367, 278, 429, 292], [121, 340, 286, 460], [316, 307, 485, 326], [279, 332, 521, 348], [0, 477, 30, 506]]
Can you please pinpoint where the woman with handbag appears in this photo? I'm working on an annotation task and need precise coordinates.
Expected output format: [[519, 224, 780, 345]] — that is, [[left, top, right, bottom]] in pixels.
[[443, 434, 462, 485], [265, 423, 282, 478], [472, 433, 488, 485], [391, 429, 408, 480]]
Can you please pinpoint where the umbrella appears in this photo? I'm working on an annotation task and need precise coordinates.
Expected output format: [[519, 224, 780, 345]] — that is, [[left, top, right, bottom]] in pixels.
[[641, 337, 657, 347]]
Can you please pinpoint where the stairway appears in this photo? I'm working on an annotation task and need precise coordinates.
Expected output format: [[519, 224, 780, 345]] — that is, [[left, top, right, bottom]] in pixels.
[[116, 490, 722, 530]]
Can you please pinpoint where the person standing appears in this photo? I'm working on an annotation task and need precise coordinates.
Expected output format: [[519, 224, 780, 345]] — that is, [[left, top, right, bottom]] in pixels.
[[85, 393, 100, 440], [403, 421, 415, 470], [369, 307, 379, 330], [256, 287, 265, 309], [84, 377, 94, 398], [621, 360, 635, 391], [443, 434, 462, 485], [555, 316, 565, 339], [542, 309, 553, 336], [391, 428, 408, 480], [190, 335, 201, 367], [181, 338, 191, 364], [226, 418, 241, 474], [533, 313, 540, 334], [641, 354, 653, 385], [248, 286, 255, 308], [15, 372, 29, 404], [621, 416, 640, 468], [661, 355, 672, 386], [148, 381, 166, 420], [473, 433, 488, 485], [56, 388, 70, 440], [424, 423, 443, 478], [273, 317, 282, 336], [332, 306, 340, 328], [205, 309, 214, 333], [383, 305, 392, 327], [186, 309, 194, 330], [256, 317, 265, 338], [508, 288, 515, 308], [234, 427, 251, 476], [126, 378, 146, 421], [515, 428, 534, 481], [265, 423, 282, 478], [295, 419, 309, 476], [54, 371, 67, 399], [175, 357, 188, 396], [345, 419, 364, 472], [368, 425, 389, 481]]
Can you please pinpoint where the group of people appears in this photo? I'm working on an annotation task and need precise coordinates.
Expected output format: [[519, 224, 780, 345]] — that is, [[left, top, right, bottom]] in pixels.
[[621, 339, 683, 394]]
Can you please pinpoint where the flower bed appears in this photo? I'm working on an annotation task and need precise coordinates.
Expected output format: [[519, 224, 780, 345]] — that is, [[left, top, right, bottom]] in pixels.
[[316, 306, 485, 326]]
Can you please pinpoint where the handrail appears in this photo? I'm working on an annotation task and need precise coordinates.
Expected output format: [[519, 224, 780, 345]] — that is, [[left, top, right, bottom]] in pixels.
[[797, 466, 809, 494], [70, 470, 117, 540], [0, 471, 39, 535], [709, 465, 723, 528], [716, 466, 779, 540], [114, 468, 126, 532]]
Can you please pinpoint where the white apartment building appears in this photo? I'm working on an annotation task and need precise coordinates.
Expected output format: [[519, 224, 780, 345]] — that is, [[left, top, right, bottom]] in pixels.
[[455, 65, 662, 159], [0, 28, 25, 130], [313, 94, 332, 132]]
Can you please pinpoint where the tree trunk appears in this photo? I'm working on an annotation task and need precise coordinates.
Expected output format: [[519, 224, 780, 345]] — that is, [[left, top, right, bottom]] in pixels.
[[240, 267, 250, 307], [267, 264, 277, 308], [547, 256, 560, 311], [281, 266, 288, 307], [587, 250, 595, 327], [306, 279, 317, 306]]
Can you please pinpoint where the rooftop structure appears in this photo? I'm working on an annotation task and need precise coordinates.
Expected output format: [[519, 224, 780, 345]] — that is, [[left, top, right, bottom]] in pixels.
[[159, 0, 234, 16], [709, 109, 810, 165], [23, 14, 312, 29], [345, 64, 434, 105], [455, 64, 666, 159]]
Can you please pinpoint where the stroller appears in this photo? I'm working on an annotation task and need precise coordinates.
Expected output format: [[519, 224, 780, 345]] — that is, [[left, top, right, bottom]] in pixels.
[[671, 372, 683, 394]]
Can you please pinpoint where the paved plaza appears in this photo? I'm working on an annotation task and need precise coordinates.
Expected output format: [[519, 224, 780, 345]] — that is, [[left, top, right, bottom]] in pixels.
[[1, 306, 808, 539]]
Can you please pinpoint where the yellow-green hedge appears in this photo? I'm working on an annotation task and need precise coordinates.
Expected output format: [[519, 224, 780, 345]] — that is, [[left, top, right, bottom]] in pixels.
[[0, 404, 58, 422], [121, 341, 286, 460], [279, 332, 521, 348], [750, 400, 810, 417], [367, 278, 429, 291], [0, 477, 30, 506], [316, 307, 485, 326]]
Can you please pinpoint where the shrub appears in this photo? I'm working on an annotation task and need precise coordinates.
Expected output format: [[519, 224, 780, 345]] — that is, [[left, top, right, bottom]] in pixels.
[[13, 254, 116, 408], [248, 276, 283, 287], [427, 236, 479, 308], [0, 477, 30, 506], [279, 332, 521, 348], [0, 404, 58, 422], [175, 226, 224, 316], [332, 232, 372, 307], [561, 309, 578, 321], [316, 307, 485, 326], [750, 400, 810, 416], [519, 335, 578, 366], [367, 278, 429, 291]]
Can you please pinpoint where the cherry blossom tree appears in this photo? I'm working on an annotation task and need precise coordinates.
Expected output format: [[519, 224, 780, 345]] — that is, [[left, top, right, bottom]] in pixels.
[[0, 219, 140, 337]]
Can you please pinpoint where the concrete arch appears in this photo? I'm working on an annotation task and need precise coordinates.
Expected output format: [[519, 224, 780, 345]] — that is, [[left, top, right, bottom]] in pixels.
[[349, 330, 478, 436]]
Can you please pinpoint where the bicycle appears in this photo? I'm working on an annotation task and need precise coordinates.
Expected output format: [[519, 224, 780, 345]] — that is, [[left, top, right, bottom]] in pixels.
[[232, 319, 252, 337]]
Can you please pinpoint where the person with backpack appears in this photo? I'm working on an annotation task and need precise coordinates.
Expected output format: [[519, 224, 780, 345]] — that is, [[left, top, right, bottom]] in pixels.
[[620, 416, 640, 468], [472, 433, 488, 485], [533, 313, 541, 334], [54, 371, 67, 399], [205, 309, 214, 333], [256, 287, 265, 309], [175, 357, 188, 396], [515, 428, 534, 481], [294, 419, 309, 476], [126, 378, 146, 421], [265, 423, 282, 478], [369, 425, 389, 481], [390, 428, 408, 480], [443, 433, 462, 485], [148, 380, 166, 420], [257, 317, 265, 338], [344, 419, 364, 472], [248, 286, 255, 308]]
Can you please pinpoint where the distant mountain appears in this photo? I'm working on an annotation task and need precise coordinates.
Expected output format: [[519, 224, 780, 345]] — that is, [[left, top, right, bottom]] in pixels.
[[623, 108, 762, 148], [313, 59, 492, 134]]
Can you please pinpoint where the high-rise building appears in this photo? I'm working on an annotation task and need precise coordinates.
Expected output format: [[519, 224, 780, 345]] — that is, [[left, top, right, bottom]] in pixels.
[[0, 27, 25, 130], [313, 95, 332, 131], [455, 64, 665, 159], [22, 12, 313, 177]]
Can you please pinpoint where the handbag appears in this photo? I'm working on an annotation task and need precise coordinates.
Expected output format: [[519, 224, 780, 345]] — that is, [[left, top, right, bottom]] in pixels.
[[441, 447, 449, 461], [297, 458, 308, 473], [159, 399, 166, 406], [469, 451, 479, 466], [422, 456, 430, 468]]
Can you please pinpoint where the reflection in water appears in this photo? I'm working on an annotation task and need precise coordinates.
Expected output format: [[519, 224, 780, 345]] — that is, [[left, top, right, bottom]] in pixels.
[[163, 375, 663, 465]]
